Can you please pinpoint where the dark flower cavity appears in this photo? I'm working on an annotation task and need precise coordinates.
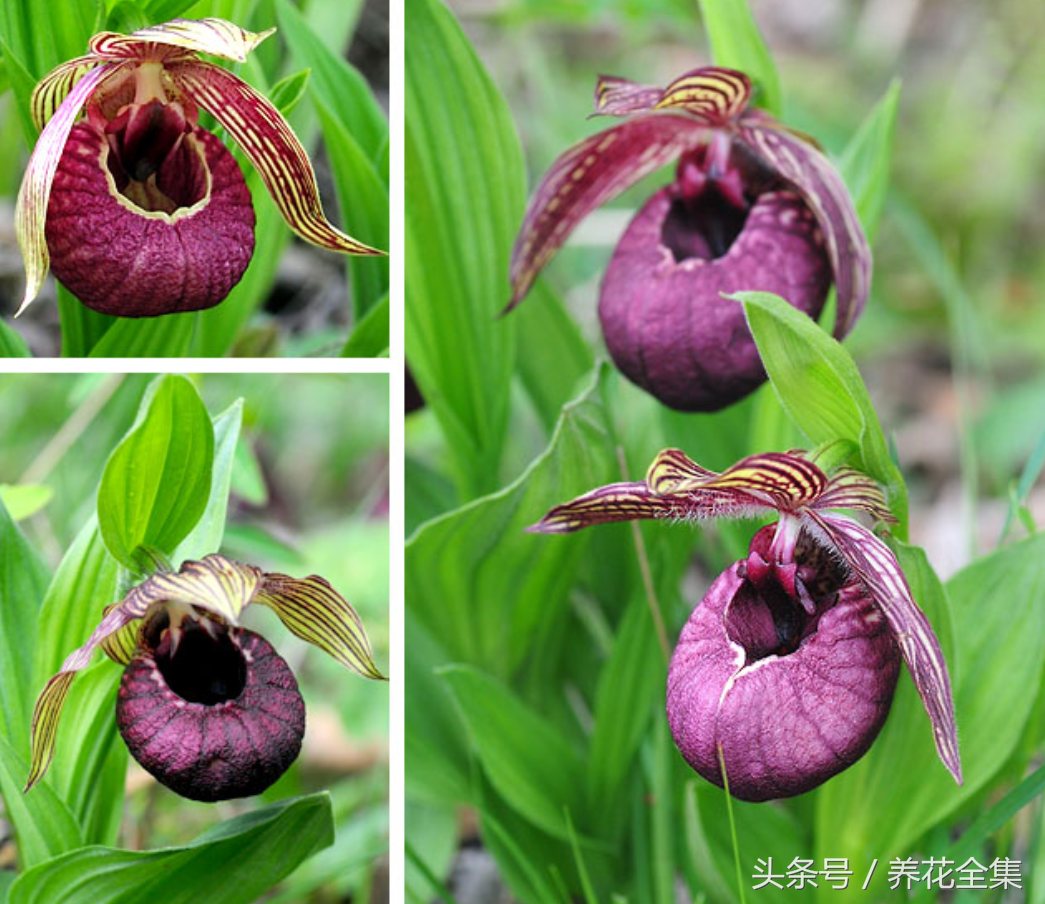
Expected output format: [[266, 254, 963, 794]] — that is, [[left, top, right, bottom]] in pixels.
[[667, 525, 900, 801], [529, 449, 962, 800], [117, 608, 304, 801], [26, 554, 384, 801], [508, 67, 869, 412]]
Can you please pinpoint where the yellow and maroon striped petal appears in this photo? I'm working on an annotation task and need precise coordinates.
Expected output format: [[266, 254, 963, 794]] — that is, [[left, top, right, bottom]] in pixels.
[[123, 554, 263, 624], [508, 115, 708, 309], [99, 604, 141, 665], [738, 118, 872, 339], [14, 63, 119, 317], [89, 18, 274, 63], [808, 512, 962, 785], [527, 481, 702, 534], [254, 573, 385, 680], [171, 60, 384, 257], [816, 468, 896, 523], [25, 598, 148, 791], [592, 75, 664, 116], [30, 56, 111, 131], [654, 66, 751, 124]]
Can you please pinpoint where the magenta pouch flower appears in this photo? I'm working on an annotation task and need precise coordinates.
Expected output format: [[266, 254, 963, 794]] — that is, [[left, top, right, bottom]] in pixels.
[[508, 67, 870, 412], [530, 450, 961, 801], [15, 18, 384, 318], [26, 555, 384, 802]]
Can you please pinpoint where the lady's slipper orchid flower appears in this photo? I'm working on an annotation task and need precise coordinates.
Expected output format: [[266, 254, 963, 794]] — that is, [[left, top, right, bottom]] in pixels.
[[530, 450, 960, 801], [26, 555, 384, 802], [15, 17, 383, 318], [508, 67, 871, 412]]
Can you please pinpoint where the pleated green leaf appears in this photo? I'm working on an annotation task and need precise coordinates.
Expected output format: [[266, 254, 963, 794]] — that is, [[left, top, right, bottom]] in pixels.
[[405, 0, 523, 496], [839, 79, 901, 241], [8, 793, 334, 904], [696, 0, 782, 116], [97, 374, 214, 569]]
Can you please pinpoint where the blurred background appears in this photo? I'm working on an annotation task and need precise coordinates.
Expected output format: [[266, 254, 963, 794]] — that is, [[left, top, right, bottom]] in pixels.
[[0, 372, 389, 903], [443, 0, 1045, 579]]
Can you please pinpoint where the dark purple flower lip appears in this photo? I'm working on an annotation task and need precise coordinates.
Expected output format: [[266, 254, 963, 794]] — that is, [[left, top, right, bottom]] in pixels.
[[529, 449, 962, 798], [507, 66, 871, 411], [117, 611, 304, 802], [668, 526, 900, 801]]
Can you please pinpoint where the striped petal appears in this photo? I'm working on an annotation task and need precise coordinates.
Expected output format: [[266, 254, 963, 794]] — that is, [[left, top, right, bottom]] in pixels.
[[30, 56, 108, 131], [26, 597, 149, 791], [808, 512, 962, 784], [737, 118, 871, 338], [653, 67, 751, 125], [14, 63, 119, 316], [123, 555, 263, 624], [816, 468, 896, 523], [90, 18, 274, 63], [508, 115, 709, 309], [171, 60, 384, 256], [527, 481, 706, 534], [99, 605, 141, 666], [592, 75, 664, 116], [254, 573, 385, 680], [649, 450, 829, 513]]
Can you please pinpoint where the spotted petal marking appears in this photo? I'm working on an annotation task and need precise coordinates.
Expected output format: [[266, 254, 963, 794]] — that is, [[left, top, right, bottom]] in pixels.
[[30, 56, 112, 131], [816, 468, 896, 523], [810, 512, 962, 784], [526, 481, 702, 534], [255, 573, 385, 680], [26, 598, 150, 791], [654, 66, 752, 125], [15, 63, 118, 317], [592, 75, 664, 116], [508, 115, 708, 309], [172, 60, 384, 257], [125, 554, 263, 624], [90, 17, 273, 63], [738, 120, 871, 339]]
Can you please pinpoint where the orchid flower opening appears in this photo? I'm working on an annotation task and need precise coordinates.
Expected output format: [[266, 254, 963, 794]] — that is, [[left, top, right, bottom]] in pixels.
[[530, 449, 960, 801], [508, 67, 871, 412], [26, 555, 384, 802], [15, 17, 384, 319]]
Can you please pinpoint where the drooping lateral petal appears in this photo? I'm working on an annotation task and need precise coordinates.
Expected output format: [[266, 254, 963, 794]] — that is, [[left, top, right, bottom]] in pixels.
[[649, 450, 829, 513], [808, 512, 962, 784], [123, 555, 263, 625], [254, 573, 385, 680], [14, 63, 119, 316], [26, 600, 148, 791], [653, 67, 751, 125], [30, 56, 109, 132], [171, 60, 384, 256], [508, 115, 709, 308], [816, 468, 896, 523], [99, 604, 141, 666], [90, 18, 274, 63], [737, 118, 871, 338], [527, 481, 726, 534], [592, 75, 664, 116]]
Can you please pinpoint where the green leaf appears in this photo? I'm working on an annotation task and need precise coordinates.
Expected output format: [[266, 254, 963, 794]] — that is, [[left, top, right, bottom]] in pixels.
[[839, 79, 901, 241], [274, 0, 388, 164], [9, 792, 335, 904], [405, 0, 524, 497], [0, 318, 31, 357], [440, 664, 588, 842], [97, 375, 214, 568], [315, 98, 389, 319], [405, 366, 617, 674], [0, 500, 49, 752], [174, 399, 244, 562], [85, 312, 198, 358], [738, 290, 908, 533], [0, 483, 53, 520], [342, 293, 390, 358], [815, 535, 1045, 899], [57, 285, 115, 358], [267, 67, 311, 119], [696, 0, 782, 116], [0, 733, 82, 870]]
